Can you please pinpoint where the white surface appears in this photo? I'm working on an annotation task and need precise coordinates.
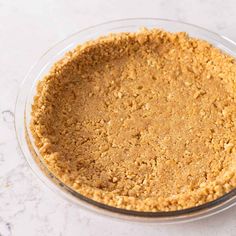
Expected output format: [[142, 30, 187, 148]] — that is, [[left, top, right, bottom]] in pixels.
[[1, 0, 236, 235]]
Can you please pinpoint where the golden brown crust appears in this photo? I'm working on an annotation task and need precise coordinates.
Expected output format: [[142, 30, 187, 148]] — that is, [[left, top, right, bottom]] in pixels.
[[30, 28, 236, 211]]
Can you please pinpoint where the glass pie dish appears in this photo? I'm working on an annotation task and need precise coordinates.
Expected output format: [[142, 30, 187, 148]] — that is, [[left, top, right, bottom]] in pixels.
[[15, 18, 236, 223]]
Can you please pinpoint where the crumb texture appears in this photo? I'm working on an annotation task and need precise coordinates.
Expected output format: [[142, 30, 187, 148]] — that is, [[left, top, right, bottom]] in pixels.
[[30, 29, 236, 211]]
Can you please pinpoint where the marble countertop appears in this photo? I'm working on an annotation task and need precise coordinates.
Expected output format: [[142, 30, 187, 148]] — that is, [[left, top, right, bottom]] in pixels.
[[1, 0, 236, 235]]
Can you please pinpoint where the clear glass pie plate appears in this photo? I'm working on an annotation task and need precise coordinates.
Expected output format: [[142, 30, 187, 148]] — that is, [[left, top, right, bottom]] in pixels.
[[15, 18, 236, 223]]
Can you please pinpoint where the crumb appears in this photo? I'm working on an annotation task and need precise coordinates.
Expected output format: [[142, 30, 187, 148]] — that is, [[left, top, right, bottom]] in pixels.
[[30, 28, 236, 212]]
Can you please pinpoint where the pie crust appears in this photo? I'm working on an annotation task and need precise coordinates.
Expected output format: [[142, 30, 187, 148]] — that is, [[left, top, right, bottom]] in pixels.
[[30, 29, 236, 211]]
